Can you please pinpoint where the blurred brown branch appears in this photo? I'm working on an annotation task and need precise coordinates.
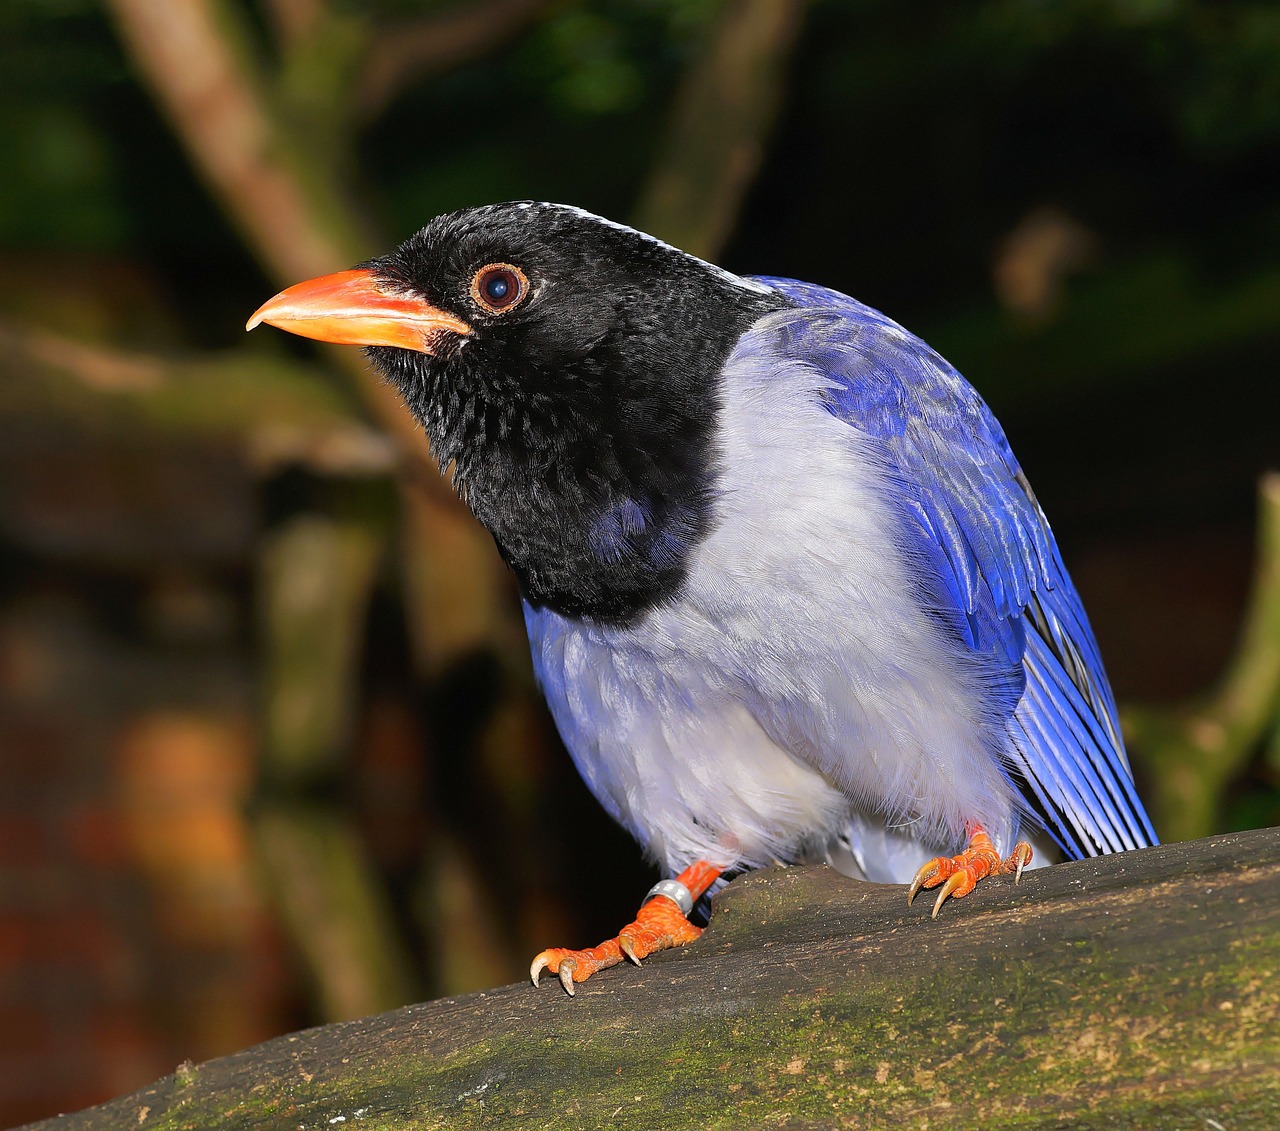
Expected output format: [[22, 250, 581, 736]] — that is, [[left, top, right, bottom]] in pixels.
[[0, 315, 394, 475], [250, 499, 514, 1011], [102, 0, 418, 446], [1127, 472, 1280, 841], [103, 0, 496, 566], [634, 0, 808, 261], [105, 0, 372, 282], [992, 206, 1099, 324], [262, 0, 325, 49], [104, 0, 527, 1007], [356, 0, 557, 124], [256, 512, 421, 1019]]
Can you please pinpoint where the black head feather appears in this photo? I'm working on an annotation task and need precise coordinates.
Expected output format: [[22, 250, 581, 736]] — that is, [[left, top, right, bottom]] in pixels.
[[364, 202, 786, 624]]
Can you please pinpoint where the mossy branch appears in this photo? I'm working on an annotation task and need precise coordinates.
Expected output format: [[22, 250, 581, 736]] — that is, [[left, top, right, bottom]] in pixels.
[[20, 828, 1280, 1130]]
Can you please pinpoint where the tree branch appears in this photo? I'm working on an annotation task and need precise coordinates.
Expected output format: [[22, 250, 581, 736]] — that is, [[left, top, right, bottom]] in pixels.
[[106, 0, 371, 282], [105, 0, 516, 626], [103, 0, 441, 471], [0, 316, 395, 475], [22, 828, 1280, 1129], [355, 0, 555, 124], [1127, 472, 1280, 841], [633, 0, 808, 261], [262, 0, 325, 50]]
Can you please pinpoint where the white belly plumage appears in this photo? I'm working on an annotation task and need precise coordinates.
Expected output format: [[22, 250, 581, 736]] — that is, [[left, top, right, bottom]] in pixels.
[[523, 340, 1030, 883]]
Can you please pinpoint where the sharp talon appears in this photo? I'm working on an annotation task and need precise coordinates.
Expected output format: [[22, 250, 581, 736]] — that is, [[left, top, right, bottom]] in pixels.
[[914, 829, 1031, 918], [931, 871, 968, 919], [558, 960, 576, 997], [619, 936, 641, 966], [527, 862, 719, 993], [1014, 842, 1033, 883], [907, 864, 935, 905]]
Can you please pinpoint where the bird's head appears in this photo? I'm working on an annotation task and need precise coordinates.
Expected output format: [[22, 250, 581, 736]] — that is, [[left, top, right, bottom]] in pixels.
[[249, 202, 785, 622]]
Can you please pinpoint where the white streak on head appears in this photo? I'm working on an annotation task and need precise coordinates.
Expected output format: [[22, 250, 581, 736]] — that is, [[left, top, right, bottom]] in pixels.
[[528, 202, 776, 296]]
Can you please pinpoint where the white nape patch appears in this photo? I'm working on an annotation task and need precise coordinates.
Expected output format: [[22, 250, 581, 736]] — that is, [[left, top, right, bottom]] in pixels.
[[530, 202, 776, 297], [524, 317, 1023, 881]]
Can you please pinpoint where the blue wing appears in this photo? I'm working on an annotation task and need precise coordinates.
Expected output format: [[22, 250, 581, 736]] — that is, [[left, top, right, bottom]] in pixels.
[[753, 276, 1157, 858]]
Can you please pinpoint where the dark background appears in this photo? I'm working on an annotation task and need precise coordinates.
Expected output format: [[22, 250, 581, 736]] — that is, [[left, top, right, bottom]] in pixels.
[[1, 0, 1278, 1123]]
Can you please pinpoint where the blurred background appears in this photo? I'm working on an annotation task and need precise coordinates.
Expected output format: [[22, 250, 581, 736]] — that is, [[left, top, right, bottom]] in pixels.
[[2, 0, 1279, 1122]]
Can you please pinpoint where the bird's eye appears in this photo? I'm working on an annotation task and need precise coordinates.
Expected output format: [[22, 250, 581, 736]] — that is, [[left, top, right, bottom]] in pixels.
[[471, 263, 528, 314]]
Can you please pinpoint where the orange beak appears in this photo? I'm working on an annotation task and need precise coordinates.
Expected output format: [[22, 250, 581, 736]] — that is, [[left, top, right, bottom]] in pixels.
[[246, 268, 471, 353]]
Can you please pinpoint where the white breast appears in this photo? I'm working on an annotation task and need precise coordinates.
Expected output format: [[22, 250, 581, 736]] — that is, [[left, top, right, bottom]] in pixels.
[[524, 330, 1023, 880]]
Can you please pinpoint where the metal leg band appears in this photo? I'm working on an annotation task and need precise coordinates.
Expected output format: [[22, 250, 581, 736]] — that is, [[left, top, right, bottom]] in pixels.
[[643, 878, 695, 917]]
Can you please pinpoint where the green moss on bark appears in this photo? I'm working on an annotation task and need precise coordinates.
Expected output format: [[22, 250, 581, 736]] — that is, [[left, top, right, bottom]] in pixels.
[[24, 829, 1280, 1131]]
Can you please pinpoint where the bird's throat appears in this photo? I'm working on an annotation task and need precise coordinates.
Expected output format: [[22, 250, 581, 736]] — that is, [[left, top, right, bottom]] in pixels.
[[451, 398, 719, 626]]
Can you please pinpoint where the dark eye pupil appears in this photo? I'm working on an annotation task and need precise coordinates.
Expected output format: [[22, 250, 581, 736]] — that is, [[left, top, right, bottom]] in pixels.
[[474, 265, 524, 311]]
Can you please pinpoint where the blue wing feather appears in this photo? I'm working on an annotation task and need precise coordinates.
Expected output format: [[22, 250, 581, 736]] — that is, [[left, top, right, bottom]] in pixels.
[[753, 276, 1157, 858]]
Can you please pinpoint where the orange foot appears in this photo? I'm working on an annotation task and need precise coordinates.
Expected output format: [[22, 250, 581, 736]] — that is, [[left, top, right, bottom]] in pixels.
[[907, 825, 1033, 919], [530, 861, 722, 996]]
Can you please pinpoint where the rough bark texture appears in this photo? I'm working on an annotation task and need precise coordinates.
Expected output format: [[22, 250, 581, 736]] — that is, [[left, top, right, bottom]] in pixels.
[[22, 828, 1279, 1130]]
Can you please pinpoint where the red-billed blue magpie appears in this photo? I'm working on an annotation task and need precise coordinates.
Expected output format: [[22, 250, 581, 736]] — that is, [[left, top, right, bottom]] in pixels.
[[249, 202, 1157, 994]]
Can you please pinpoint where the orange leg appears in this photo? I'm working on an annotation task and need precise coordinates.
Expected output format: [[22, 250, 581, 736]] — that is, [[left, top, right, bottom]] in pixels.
[[907, 825, 1033, 919], [530, 860, 722, 996]]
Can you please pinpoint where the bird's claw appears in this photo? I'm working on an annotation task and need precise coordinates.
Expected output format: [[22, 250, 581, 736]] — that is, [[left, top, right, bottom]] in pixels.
[[529, 893, 703, 995], [906, 865, 936, 906], [619, 935, 642, 966], [1010, 841, 1033, 884], [530, 951, 576, 995], [931, 869, 973, 918], [529, 953, 578, 996], [558, 960, 577, 996], [529, 947, 608, 995], [907, 827, 1033, 916]]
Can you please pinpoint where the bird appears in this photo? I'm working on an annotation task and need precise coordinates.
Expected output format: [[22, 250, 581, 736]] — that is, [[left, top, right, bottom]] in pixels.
[[248, 201, 1158, 995]]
